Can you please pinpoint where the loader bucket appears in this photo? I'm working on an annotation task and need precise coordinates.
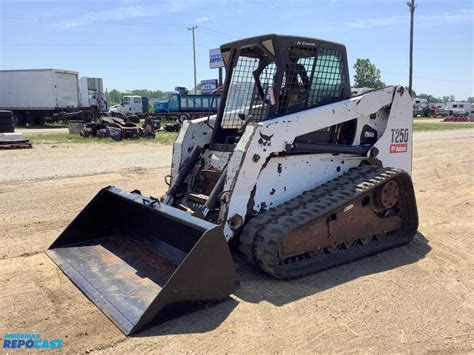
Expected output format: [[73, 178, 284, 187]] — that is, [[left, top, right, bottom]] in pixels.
[[46, 187, 239, 335]]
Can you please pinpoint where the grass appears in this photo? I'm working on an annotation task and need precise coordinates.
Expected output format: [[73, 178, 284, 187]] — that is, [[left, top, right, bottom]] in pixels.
[[21, 121, 472, 144], [413, 122, 474, 131], [21, 122, 69, 129], [25, 131, 178, 145]]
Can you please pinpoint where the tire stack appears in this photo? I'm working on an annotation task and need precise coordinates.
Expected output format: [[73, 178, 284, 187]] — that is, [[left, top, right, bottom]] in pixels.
[[0, 110, 15, 133]]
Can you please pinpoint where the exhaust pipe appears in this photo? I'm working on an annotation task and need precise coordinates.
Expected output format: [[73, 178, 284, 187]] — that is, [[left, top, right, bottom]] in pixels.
[[46, 187, 239, 335]]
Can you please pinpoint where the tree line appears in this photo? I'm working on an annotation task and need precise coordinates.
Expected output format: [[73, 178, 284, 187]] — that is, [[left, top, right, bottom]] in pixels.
[[106, 89, 165, 105], [353, 58, 472, 103], [106, 60, 473, 105]]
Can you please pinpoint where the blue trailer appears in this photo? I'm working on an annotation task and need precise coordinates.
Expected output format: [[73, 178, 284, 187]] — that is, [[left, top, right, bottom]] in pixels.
[[154, 91, 221, 122]]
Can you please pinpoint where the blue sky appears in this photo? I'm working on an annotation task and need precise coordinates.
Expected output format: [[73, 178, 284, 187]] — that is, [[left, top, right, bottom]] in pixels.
[[1, 0, 473, 99]]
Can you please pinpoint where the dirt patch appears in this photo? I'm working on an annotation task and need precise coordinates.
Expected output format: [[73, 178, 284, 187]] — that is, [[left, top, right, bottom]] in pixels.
[[0, 171, 170, 260], [0, 254, 123, 352], [0, 142, 172, 183], [0, 129, 473, 353]]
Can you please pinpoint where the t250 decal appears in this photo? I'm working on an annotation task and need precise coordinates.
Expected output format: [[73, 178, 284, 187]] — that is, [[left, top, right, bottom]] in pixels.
[[390, 128, 409, 153]]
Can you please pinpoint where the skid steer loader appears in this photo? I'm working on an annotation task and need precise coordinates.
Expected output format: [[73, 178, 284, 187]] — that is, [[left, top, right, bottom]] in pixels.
[[47, 34, 418, 335]]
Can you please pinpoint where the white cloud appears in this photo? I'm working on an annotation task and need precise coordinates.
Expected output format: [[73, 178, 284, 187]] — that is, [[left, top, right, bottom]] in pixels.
[[196, 16, 209, 22], [57, 1, 187, 28], [346, 10, 474, 29], [120, 0, 141, 4], [346, 15, 404, 28], [236, 9, 244, 15]]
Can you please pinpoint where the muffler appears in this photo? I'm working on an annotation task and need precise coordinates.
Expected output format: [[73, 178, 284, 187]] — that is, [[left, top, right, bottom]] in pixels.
[[46, 187, 239, 335]]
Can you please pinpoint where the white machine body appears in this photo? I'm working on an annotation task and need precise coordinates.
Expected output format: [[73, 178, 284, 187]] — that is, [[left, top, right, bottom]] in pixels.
[[171, 85, 413, 240]]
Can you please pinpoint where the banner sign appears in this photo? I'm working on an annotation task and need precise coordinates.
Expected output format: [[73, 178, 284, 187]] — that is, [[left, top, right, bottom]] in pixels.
[[209, 48, 224, 69], [200, 79, 218, 95]]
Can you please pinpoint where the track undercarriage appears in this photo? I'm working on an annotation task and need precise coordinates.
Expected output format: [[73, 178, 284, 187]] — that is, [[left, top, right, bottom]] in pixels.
[[240, 166, 418, 279]]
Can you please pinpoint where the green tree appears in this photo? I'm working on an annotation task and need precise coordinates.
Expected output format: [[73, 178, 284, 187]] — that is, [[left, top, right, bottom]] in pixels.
[[442, 95, 456, 102], [130, 89, 165, 99], [353, 58, 385, 88], [467, 97, 474, 103], [417, 93, 442, 103], [106, 89, 166, 106], [192, 83, 201, 94], [107, 89, 123, 105]]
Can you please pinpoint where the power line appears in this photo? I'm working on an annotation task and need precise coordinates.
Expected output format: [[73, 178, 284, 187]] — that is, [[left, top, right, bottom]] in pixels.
[[0, 13, 231, 49], [198, 29, 233, 41], [1, 13, 237, 41], [199, 26, 236, 39], [1, 43, 211, 48], [1, 13, 189, 28]]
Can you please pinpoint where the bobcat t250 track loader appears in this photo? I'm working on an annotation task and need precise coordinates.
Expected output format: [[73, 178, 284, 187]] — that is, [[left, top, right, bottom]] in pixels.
[[47, 34, 418, 335]]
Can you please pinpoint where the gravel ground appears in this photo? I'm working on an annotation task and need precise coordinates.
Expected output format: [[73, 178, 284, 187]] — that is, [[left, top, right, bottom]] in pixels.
[[0, 143, 172, 183], [0, 129, 473, 353]]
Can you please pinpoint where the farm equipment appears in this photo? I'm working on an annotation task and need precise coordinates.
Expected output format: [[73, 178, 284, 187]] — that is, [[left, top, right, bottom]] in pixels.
[[47, 34, 418, 335], [443, 115, 470, 122]]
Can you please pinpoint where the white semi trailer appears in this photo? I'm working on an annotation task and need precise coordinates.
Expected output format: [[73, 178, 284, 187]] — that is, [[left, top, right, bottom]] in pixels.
[[0, 69, 106, 126]]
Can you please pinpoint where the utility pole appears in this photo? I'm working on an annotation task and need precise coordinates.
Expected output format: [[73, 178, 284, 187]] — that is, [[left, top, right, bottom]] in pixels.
[[407, 0, 417, 97], [188, 25, 198, 94], [218, 67, 223, 87]]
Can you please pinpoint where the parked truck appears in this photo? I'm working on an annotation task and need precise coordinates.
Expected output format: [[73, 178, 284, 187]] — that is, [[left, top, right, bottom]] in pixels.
[[0, 69, 106, 126], [108, 95, 149, 119], [79, 77, 107, 115], [153, 87, 221, 122]]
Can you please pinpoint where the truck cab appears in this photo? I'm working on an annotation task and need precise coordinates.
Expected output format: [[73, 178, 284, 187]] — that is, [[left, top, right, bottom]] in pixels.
[[79, 77, 107, 112], [109, 95, 148, 116], [154, 92, 180, 113]]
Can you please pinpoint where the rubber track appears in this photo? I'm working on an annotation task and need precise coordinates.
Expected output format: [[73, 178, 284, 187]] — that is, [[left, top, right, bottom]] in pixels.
[[239, 166, 418, 279]]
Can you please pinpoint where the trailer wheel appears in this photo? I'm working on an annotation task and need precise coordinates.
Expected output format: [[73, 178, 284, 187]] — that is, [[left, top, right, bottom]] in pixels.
[[30, 115, 45, 126], [178, 113, 190, 123], [11, 112, 26, 127], [0, 110, 13, 119], [0, 111, 13, 122], [0, 123, 14, 133], [0, 111, 15, 132]]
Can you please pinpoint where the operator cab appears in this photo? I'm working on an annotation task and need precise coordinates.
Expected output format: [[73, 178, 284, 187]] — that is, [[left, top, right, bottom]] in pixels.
[[212, 34, 353, 146], [176, 35, 358, 219]]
